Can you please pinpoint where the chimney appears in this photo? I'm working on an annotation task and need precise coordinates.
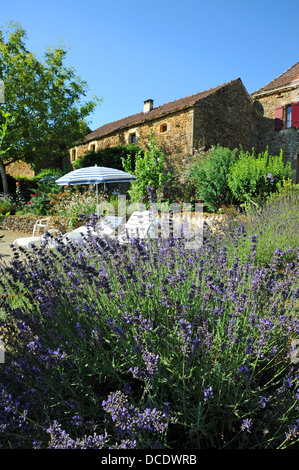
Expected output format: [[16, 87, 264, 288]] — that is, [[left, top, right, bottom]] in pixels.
[[143, 99, 154, 113]]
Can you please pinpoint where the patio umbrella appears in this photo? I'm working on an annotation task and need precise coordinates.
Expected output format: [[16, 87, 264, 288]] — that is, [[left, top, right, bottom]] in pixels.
[[55, 165, 136, 217]]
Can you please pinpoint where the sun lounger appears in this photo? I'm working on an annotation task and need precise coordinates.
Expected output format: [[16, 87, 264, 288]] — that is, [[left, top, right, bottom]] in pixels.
[[118, 210, 161, 242]]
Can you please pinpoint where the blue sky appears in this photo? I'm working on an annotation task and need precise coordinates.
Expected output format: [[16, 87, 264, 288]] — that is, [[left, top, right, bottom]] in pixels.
[[1, 0, 299, 131]]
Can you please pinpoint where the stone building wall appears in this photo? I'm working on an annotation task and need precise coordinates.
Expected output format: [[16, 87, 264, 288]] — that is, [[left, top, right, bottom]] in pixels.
[[6, 161, 35, 179], [252, 86, 299, 178], [70, 80, 259, 168], [193, 79, 259, 152], [70, 107, 194, 163]]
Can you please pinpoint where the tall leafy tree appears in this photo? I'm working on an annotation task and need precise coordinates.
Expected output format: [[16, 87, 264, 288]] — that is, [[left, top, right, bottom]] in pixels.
[[0, 22, 101, 194]]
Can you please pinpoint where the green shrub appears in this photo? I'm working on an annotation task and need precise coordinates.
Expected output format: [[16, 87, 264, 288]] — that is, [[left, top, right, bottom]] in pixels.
[[49, 187, 108, 228], [164, 147, 204, 203], [22, 172, 63, 216], [0, 194, 16, 215], [122, 132, 171, 205], [227, 148, 293, 205], [266, 177, 299, 204], [27, 190, 52, 216], [191, 145, 239, 212], [35, 167, 64, 181], [74, 145, 141, 172]]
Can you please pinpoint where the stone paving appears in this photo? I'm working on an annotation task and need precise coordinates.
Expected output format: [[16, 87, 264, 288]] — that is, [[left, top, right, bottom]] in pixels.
[[0, 229, 32, 261]]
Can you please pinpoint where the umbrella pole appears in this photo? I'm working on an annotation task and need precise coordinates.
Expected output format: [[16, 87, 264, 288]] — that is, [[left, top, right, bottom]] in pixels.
[[96, 183, 99, 219]]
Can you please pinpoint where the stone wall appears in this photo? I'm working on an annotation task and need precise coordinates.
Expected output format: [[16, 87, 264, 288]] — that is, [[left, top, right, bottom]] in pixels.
[[1, 215, 72, 234], [193, 79, 259, 152], [6, 161, 35, 179], [252, 86, 299, 176], [70, 107, 194, 164]]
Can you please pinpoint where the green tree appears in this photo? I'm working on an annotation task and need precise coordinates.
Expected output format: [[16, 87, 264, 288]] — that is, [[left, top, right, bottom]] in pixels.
[[0, 22, 101, 194], [0, 109, 13, 194]]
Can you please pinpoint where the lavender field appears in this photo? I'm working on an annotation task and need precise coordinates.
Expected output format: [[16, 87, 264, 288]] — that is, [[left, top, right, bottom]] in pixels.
[[0, 194, 298, 449]]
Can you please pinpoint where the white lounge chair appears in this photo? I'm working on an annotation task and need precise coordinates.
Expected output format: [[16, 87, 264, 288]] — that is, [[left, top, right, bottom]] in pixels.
[[13, 226, 97, 251], [12, 215, 124, 252], [13, 228, 63, 250], [118, 210, 161, 243], [95, 215, 125, 237]]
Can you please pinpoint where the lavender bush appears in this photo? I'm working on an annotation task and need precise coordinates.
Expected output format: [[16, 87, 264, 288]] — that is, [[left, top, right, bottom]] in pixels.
[[0, 210, 298, 449], [222, 191, 299, 268]]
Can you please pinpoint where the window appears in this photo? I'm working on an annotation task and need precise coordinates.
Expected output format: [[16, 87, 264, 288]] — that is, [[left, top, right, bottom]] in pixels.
[[88, 142, 97, 152], [126, 128, 139, 145], [275, 102, 299, 130], [129, 133, 137, 145], [160, 123, 168, 133], [286, 105, 292, 128], [71, 148, 77, 162]]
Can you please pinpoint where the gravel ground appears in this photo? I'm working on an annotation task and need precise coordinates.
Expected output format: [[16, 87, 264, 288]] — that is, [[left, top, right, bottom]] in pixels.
[[0, 229, 32, 262]]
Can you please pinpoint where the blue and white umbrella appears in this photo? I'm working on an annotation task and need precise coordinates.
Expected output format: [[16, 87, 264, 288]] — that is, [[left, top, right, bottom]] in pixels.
[[55, 165, 136, 217]]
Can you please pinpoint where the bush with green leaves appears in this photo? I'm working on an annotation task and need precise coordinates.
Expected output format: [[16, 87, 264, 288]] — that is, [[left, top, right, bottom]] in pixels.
[[26, 178, 62, 216], [0, 193, 16, 215], [191, 145, 239, 212], [73, 145, 141, 172], [35, 168, 64, 182], [49, 187, 108, 228], [122, 132, 171, 205], [227, 148, 293, 205]]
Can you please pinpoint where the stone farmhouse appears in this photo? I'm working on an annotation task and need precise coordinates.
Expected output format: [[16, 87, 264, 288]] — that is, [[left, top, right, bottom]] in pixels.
[[70, 78, 259, 164], [5, 62, 299, 183], [251, 61, 299, 183]]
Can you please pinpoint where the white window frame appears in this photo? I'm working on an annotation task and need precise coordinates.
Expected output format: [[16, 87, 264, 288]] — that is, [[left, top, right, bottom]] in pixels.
[[70, 147, 78, 162], [88, 141, 98, 152], [126, 128, 139, 145]]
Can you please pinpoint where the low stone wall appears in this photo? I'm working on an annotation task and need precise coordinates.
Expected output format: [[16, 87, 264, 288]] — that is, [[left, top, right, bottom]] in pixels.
[[0, 213, 228, 236], [0, 215, 72, 234]]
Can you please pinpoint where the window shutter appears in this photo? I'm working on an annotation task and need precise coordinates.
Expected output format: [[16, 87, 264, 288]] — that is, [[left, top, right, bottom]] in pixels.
[[291, 102, 299, 127], [275, 105, 284, 130]]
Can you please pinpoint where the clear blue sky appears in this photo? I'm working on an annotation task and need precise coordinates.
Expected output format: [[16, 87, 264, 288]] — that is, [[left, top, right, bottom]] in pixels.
[[1, 0, 299, 132]]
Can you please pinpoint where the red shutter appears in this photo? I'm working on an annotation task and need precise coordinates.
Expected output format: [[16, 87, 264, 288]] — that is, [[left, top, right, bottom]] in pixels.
[[275, 105, 284, 130], [291, 102, 299, 127]]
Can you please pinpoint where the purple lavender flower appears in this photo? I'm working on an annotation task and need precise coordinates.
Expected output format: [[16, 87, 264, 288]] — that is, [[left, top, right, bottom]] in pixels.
[[130, 349, 159, 382], [102, 390, 175, 436], [241, 418, 252, 433], [45, 421, 110, 449], [267, 173, 274, 183], [285, 419, 299, 441], [203, 386, 213, 401]]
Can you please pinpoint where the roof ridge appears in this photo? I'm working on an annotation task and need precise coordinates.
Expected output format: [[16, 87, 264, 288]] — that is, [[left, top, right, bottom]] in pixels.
[[84, 79, 240, 141], [252, 61, 299, 95], [152, 78, 239, 110]]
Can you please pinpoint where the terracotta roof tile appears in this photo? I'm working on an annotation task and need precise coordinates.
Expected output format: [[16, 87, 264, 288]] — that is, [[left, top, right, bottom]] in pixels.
[[252, 61, 299, 95], [83, 79, 240, 142]]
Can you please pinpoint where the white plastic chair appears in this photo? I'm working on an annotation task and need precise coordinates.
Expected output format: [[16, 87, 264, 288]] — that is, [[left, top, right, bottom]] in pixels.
[[32, 217, 51, 236]]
